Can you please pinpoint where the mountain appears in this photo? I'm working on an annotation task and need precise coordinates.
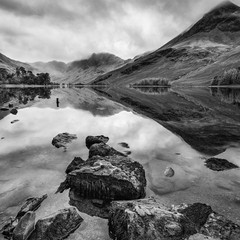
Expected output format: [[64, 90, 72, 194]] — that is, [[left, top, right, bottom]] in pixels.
[[31, 61, 67, 79], [0, 52, 32, 74], [31, 53, 128, 84], [92, 1, 240, 86]]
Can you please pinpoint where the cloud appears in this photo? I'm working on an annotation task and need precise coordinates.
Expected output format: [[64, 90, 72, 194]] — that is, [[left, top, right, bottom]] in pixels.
[[0, 0, 240, 62]]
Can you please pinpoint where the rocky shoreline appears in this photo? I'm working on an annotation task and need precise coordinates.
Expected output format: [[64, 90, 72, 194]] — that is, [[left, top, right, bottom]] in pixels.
[[1, 135, 240, 240]]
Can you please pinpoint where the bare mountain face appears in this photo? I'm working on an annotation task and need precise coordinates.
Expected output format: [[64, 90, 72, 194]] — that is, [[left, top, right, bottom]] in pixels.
[[92, 1, 240, 86], [31, 53, 128, 84]]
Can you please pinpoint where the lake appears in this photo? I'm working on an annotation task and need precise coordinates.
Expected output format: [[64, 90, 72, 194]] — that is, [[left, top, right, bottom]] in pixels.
[[0, 86, 240, 239]]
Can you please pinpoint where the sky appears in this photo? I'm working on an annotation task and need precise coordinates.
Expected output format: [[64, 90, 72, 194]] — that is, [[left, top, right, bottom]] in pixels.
[[0, 0, 240, 63]]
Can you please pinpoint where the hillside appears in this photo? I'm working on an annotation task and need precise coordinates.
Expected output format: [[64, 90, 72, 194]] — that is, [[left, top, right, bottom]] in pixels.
[[92, 1, 240, 86], [0, 52, 32, 75], [31, 53, 128, 84]]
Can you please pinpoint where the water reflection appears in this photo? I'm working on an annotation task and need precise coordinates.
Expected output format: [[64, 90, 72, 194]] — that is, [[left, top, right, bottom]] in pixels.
[[210, 87, 240, 107], [0, 87, 240, 233], [0, 87, 52, 105], [131, 86, 170, 95]]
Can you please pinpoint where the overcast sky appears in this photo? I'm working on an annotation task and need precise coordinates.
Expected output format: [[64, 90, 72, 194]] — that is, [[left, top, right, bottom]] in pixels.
[[0, 0, 240, 63]]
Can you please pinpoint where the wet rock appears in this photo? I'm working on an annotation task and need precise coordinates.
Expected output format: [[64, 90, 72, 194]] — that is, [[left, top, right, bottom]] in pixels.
[[13, 212, 35, 240], [8, 104, 14, 108], [118, 142, 130, 148], [66, 157, 85, 174], [1, 218, 18, 239], [52, 133, 77, 151], [205, 157, 239, 171], [59, 154, 146, 201], [16, 194, 47, 219], [200, 212, 240, 239], [164, 167, 175, 177], [69, 189, 111, 219], [10, 108, 18, 115], [11, 120, 19, 124], [1, 194, 47, 239], [177, 203, 212, 230], [109, 199, 240, 240], [109, 198, 197, 240], [89, 142, 125, 158], [86, 135, 109, 149], [28, 207, 83, 240]]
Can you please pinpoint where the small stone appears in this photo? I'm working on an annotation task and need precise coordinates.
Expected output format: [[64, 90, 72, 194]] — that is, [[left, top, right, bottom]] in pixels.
[[85, 135, 109, 149], [164, 167, 175, 177], [11, 120, 19, 124]]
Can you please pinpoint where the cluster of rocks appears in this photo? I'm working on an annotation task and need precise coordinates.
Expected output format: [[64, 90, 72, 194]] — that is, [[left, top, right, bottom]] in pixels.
[[57, 135, 240, 240], [1, 194, 83, 240]]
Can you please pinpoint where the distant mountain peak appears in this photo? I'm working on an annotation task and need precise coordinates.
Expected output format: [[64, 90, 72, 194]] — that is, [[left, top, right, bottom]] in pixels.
[[162, 1, 240, 49], [207, 1, 240, 14]]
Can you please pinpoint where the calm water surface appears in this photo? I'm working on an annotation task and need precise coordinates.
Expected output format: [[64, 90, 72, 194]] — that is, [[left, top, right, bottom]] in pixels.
[[0, 87, 240, 239]]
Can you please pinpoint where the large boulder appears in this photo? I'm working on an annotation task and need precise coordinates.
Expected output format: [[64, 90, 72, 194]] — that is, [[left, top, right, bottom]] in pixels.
[[85, 135, 109, 149], [12, 212, 35, 240], [28, 207, 83, 240], [59, 154, 146, 201], [109, 199, 240, 240], [52, 133, 77, 151]]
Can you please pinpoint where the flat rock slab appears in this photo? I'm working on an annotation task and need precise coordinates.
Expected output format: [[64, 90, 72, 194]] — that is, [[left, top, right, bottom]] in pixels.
[[205, 157, 239, 171], [85, 135, 109, 149], [109, 199, 240, 240], [28, 207, 83, 240], [52, 133, 77, 151]]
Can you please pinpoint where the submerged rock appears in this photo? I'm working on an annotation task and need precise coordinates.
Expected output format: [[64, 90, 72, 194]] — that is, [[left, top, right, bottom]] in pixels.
[[10, 108, 18, 115], [109, 199, 240, 240], [11, 120, 19, 124], [65, 157, 85, 174], [85, 135, 109, 149], [52, 133, 77, 151], [164, 166, 175, 177], [28, 207, 83, 240], [89, 142, 125, 158], [205, 157, 239, 171], [13, 212, 35, 240], [118, 142, 130, 148]]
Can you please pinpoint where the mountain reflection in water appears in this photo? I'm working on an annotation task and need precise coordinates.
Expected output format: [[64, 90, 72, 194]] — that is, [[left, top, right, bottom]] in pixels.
[[131, 86, 170, 95], [0, 87, 240, 235], [210, 87, 240, 107]]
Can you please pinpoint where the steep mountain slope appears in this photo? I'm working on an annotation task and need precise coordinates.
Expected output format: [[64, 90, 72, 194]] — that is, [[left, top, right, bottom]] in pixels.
[[0, 52, 32, 74], [92, 1, 240, 86]]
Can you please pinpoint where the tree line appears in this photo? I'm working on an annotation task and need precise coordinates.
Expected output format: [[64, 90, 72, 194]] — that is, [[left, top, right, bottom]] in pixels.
[[211, 68, 240, 86], [0, 66, 53, 85]]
